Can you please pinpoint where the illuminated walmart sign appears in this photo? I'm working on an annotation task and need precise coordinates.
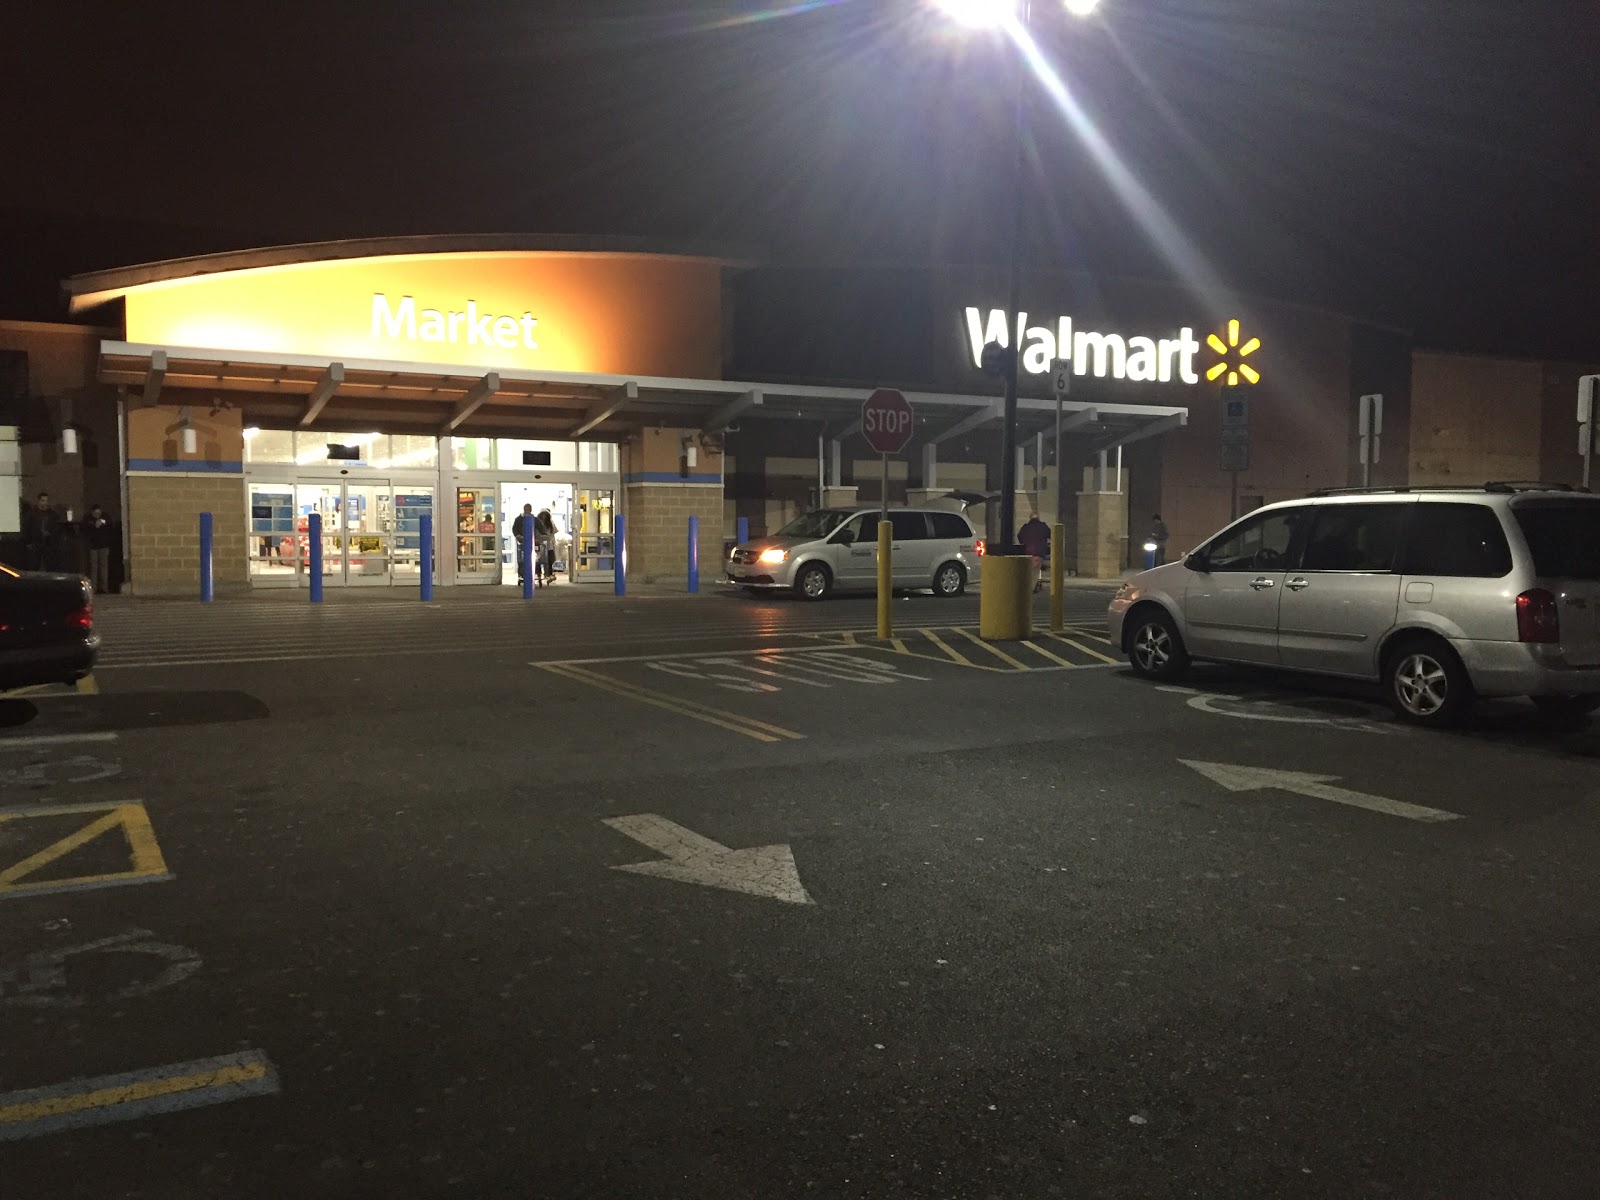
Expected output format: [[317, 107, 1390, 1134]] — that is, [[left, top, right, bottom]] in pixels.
[[963, 308, 1261, 386], [372, 293, 539, 351]]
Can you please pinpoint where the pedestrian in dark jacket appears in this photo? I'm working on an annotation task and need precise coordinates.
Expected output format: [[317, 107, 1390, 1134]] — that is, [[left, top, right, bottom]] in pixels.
[[22, 492, 59, 571], [84, 504, 115, 593]]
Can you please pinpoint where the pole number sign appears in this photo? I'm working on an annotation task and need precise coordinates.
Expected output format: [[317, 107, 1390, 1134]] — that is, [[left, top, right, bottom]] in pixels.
[[862, 388, 914, 455]]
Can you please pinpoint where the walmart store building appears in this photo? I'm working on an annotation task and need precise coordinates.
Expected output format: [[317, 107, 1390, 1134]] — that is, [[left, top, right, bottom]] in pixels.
[[0, 234, 1594, 592]]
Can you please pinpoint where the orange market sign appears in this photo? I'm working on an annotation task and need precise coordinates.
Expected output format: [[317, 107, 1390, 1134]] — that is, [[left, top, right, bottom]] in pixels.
[[110, 251, 725, 379]]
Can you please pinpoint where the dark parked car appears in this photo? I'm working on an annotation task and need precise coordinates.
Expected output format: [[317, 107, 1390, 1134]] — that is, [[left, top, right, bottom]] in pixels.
[[0, 565, 99, 692]]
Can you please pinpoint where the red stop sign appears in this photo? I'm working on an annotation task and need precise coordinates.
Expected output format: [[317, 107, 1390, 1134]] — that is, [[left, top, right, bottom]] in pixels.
[[862, 388, 914, 455]]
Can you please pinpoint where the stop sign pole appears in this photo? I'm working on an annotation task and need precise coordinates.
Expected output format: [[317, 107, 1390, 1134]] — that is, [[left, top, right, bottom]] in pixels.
[[862, 388, 915, 640]]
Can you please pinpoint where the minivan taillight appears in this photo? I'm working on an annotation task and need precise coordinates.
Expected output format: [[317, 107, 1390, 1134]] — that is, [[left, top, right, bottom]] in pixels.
[[66, 605, 93, 631], [974, 539, 986, 557], [1516, 589, 1559, 643]]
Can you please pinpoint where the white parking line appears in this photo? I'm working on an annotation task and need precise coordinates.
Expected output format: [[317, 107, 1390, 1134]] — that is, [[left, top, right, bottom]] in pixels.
[[0, 732, 120, 751]]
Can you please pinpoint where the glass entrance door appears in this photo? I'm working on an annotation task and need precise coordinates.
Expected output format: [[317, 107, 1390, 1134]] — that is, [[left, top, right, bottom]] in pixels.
[[276, 480, 433, 587], [572, 488, 615, 583]]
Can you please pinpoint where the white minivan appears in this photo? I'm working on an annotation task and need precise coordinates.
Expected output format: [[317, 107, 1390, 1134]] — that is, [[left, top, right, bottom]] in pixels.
[[1107, 484, 1600, 726], [726, 507, 982, 600]]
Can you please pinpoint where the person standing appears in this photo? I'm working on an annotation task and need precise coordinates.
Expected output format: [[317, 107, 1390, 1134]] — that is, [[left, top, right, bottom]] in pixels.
[[84, 504, 114, 593], [22, 492, 58, 571], [1149, 513, 1170, 566]]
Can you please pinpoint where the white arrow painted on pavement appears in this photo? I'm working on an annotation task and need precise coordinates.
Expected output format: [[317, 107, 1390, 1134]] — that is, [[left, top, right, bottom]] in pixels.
[[1180, 760, 1464, 823], [602, 814, 815, 905]]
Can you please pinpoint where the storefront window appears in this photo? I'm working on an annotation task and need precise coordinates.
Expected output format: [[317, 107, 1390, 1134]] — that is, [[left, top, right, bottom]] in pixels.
[[498, 439, 578, 471], [243, 428, 295, 464], [296, 433, 380, 467], [580, 442, 618, 473], [375, 435, 439, 470], [451, 437, 496, 470]]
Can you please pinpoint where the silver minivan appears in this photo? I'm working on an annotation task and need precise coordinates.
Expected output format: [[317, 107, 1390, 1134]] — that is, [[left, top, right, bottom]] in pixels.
[[726, 507, 982, 600], [1107, 484, 1600, 726]]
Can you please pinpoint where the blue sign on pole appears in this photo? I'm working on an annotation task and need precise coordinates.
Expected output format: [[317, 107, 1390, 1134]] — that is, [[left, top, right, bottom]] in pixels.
[[198, 512, 214, 603], [687, 516, 699, 593], [614, 515, 627, 597], [308, 513, 324, 604], [736, 516, 749, 545], [419, 513, 433, 602]]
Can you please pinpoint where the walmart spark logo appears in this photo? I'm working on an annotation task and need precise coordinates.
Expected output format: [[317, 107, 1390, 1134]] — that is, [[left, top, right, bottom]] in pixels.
[[1206, 319, 1261, 386]]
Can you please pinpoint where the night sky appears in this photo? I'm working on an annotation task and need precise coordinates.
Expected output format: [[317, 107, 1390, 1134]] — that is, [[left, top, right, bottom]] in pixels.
[[6, 0, 1598, 358]]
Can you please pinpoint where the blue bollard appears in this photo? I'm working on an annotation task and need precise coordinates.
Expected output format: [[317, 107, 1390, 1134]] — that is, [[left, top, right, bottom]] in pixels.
[[688, 516, 699, 593], [198, 511, 214, 603], [1143, 542, 1157, 571], [614, 515, 627, 597], [522, 527, 534, 600], [308, 513, 323, 604], [419, 513, 433, 602], [736, 516, 749, 546]]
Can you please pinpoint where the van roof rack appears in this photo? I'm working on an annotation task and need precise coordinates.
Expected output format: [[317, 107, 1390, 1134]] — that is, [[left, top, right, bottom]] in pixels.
[[1306, 482, 1591, 498], [1482, 480, 1590, 493]]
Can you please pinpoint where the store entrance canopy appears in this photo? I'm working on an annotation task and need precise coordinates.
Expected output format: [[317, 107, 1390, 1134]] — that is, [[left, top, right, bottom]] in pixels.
[[96, 341, 1188, 450]]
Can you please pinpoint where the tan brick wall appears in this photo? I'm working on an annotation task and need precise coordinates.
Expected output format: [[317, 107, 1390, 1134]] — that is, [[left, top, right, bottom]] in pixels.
[[128, 474, 248, 595], [623, 483, 724, 584], [1075, 490, 1129, 579]]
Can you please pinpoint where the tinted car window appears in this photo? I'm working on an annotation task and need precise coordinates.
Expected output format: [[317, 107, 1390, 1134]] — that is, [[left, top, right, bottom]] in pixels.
[[1300, 504, 1407, 572], [889, 511, 929, 540], [835, 513, 877, 543], [1400, 503, 1511, 578], [930, 512, 973, 539], [1513, 502, 1600, 580], [1204, 508, 1304, 572]]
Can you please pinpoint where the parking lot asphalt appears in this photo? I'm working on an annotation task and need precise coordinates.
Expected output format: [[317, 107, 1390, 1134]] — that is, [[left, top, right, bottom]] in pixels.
[[2, 592, 1599, 1198]]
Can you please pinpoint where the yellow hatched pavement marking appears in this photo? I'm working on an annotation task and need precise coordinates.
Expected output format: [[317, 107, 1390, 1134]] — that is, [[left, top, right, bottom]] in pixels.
[[1047, 634, 1121, 665], [919, 628, 975, 668], [537, 663, 805, 743], [890, 637, 909, 655], [952, 627, 1031, 671], [1018, 639, 1077, 667], [1064, 626, 1116, 645], [0, 801, 171, 900]]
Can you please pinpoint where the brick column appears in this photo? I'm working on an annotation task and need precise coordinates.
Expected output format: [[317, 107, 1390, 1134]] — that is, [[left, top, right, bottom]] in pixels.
[[127, 473, 249, 595]]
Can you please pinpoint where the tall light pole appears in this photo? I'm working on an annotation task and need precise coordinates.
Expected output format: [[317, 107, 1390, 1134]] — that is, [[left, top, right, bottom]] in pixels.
[[932, 0, 1100, 557]]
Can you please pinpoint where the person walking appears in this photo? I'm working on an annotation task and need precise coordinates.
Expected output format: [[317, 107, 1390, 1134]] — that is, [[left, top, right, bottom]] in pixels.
[[22, 492, 58, 571], [533, 508, 556, 585], [510, 503, 534, 585], [84, 504, 114, 593], [1017, 512, 1051, 593], [1149, 513, 1170, 566]]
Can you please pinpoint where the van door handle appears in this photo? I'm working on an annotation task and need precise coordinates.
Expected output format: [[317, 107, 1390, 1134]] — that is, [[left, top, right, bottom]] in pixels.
[[1286, 577, 1311, 591], [1249, 577, 1276, 591]]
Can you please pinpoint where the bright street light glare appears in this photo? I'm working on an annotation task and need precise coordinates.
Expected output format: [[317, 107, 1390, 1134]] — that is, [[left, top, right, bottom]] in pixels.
[[930, 0, 1017, 28], [1063, 0, 1101, 15]]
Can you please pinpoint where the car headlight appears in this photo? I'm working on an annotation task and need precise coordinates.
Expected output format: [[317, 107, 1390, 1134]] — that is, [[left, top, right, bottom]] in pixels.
[[757, 547, 788, 565], [1114, 582, 1134, 600]]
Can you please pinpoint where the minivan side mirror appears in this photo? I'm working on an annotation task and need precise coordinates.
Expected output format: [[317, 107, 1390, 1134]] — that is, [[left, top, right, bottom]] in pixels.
[[834, 529, 854, 545], [1184, 551, 1209, 572]]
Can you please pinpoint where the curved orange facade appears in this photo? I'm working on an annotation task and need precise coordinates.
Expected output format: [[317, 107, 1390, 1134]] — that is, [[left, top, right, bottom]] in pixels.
[[120, 251, 725, 379]]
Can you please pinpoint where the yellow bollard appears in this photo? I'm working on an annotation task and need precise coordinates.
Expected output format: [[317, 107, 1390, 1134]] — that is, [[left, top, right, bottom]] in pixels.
[[979, 554, 1032, 640], [1050, 523, 1066, 632], [877, 519, 893, 640]]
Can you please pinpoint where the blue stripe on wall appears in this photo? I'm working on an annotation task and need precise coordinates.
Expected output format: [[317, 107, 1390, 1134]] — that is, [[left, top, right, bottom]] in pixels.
[[623, 472, 722, 485], [127, 458, 244, 474]]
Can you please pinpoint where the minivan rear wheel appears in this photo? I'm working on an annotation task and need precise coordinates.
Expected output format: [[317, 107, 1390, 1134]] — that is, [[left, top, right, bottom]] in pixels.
[[933, 561, 966, 598], [1383, 636, 1472, 727], [1127, 608, 1189, 681]]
